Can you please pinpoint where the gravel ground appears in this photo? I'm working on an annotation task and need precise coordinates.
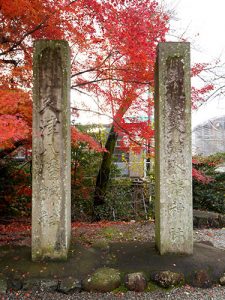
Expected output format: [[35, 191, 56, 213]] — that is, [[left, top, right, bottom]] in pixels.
[[194, 228, 225, 250], [4, 286, 225, 300], [2, 221, 225, 299]]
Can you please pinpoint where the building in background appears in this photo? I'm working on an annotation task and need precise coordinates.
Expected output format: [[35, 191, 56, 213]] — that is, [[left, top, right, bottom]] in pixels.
[[192, 115, 225, 156], [13, 147, 32, 162], [112, 131, 147, 178]]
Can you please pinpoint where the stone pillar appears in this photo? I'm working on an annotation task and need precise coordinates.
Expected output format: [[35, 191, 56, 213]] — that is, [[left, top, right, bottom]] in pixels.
[[154, 42, 193, 255], [32, 40, 71, 261]]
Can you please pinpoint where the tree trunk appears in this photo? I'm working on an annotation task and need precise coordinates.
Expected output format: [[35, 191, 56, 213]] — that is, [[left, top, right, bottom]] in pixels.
[[92, 94, 135, 220], [93, 125, 118, 219]]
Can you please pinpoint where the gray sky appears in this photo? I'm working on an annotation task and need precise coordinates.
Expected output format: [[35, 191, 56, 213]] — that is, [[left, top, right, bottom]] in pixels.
[[162, 0, 225, 128], [165, 0, 225, 62]]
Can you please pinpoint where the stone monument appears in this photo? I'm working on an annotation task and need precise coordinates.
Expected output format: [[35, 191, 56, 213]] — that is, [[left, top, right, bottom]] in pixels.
[[32, 40, 71, 260], [154, 42, 193, 255]]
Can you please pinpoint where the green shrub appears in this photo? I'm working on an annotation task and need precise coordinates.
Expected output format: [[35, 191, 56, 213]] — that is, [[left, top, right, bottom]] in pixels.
[[0, 158, 32, 216], [94, 178, 151, 221], [193, 153, 225, 213]]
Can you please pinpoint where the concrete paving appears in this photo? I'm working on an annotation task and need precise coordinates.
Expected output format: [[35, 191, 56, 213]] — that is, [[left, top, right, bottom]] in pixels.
[[0, 241, 225, 284]]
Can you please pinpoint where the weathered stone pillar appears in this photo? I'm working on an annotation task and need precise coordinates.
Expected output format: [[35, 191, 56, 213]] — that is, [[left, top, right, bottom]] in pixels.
[[32, 40, 71, 261], [154, 42, 193, 255]]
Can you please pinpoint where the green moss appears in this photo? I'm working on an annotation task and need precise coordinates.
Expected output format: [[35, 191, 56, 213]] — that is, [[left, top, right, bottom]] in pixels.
[[112, 284, 128, 293], [92, 239, 109, 250], [99, 227, 133, 241], [145, 281, 162, 292], [146, 277, 185, 293], [32, 246, 68, 262], [100, 227, 121, 240], [72, 234, 90, 245], [83, 267, 121, 292]]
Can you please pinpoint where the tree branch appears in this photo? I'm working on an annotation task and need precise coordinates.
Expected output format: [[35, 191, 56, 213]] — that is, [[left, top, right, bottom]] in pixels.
[[71, 51, 115, 78], [0, 0, 79, 57], [0, 59, 18, 66], [0, 17, 49, 56], [73, 107, 153, 149], [72, 77, 151, 88]]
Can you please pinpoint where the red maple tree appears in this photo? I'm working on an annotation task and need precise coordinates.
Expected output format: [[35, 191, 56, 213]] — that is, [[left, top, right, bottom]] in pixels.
[[0, 0, 169, 215], [0, 0, 214, 216], [0, 0, 169, 151]]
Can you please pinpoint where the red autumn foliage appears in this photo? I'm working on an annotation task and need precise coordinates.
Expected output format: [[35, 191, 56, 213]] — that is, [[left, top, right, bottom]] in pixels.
[[192, 167, 213, 184], [191, 85, 214, 108], [191, 63, 209, 77], [192, 158, 214, 184], [0, 89, 32, 148], [0, 222, 31, 234], [0, 0, 170, 153], [71, 126, 105, 152]]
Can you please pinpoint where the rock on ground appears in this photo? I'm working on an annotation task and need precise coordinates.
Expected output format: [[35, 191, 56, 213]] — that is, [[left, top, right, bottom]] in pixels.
[[82, 267, 121, 292]]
